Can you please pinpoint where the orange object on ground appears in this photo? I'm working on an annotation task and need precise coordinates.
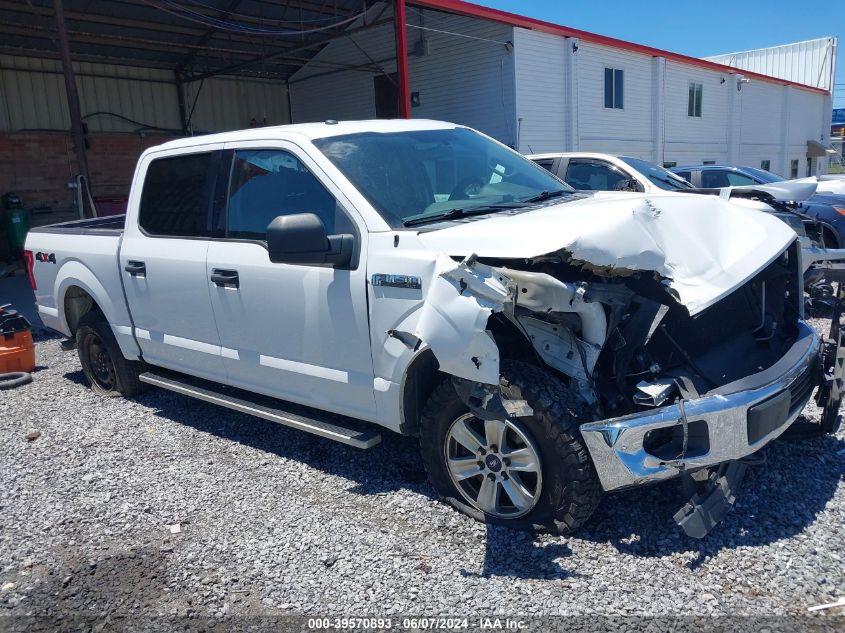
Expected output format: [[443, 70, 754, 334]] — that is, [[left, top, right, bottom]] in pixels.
[[1, 330, 35, 373], [0, 307, 35, 374]]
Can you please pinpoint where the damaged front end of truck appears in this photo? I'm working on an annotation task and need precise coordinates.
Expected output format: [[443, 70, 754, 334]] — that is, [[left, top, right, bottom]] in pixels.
[[410, 197, 844, 538]]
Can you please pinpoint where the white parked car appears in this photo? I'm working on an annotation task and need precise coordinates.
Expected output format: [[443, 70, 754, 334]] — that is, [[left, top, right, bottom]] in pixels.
[[528, 151, 845, 274], [25, 120, 843, 538], [795, 174, 845, 196]]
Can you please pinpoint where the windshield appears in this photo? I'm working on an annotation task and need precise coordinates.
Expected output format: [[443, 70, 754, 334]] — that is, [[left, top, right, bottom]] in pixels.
[[739, 167, 784, 184], [620, 156, 693, 190], [313, 127, 573, 228]]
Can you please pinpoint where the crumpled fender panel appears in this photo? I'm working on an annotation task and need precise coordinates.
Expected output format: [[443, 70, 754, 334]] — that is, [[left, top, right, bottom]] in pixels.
[[413, 255, 509, 385], [413, 255, 609, 387]]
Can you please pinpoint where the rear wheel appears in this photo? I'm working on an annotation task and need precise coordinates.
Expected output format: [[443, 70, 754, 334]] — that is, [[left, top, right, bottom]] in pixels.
[[419, 360, 602, 533], [76, 311, 147, 397]]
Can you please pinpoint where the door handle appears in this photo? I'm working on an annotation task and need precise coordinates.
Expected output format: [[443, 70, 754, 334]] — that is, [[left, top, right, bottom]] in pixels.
[[124, 261, 146, 276], [210, 269, 239, 288]]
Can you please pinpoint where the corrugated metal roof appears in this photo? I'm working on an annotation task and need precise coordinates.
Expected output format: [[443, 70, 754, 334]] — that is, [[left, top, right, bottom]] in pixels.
[[0, 0, 373, 82], [703, 37, 837, 92]]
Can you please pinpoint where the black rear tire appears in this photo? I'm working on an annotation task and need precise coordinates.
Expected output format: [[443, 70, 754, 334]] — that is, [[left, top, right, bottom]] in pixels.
[[419, 360, 602, 534], [76, 311, 147, 397]]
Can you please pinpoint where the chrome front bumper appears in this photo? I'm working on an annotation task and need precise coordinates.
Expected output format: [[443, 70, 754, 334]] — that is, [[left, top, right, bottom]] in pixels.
[[581, 321, 821, 491]]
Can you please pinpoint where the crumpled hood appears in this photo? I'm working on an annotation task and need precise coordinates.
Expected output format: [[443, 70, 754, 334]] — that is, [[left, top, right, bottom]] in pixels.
[[417, 192, 796, 315]]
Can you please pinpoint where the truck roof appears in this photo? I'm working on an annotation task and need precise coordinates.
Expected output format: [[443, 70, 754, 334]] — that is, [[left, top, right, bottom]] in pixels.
[[526, 152, 628, 161], [149, 119, 460, 153]]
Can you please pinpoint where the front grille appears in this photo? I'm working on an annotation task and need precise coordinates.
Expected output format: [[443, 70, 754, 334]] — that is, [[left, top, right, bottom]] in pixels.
[[787, 362, 816, 416]]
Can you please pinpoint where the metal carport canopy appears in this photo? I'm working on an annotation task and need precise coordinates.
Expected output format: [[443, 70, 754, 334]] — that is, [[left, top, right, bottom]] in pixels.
[[0, 0, 392, 84]]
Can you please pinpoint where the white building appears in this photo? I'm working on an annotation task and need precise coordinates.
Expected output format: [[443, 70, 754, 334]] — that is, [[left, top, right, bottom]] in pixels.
[[289, 1, 837, 178]]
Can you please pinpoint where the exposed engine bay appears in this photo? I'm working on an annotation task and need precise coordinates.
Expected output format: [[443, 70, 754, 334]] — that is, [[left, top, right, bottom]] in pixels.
[[416, 240, 802, 424]]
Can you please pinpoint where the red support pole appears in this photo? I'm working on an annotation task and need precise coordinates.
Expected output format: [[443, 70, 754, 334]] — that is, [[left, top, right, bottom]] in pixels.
[[394, 0, 411, 118]]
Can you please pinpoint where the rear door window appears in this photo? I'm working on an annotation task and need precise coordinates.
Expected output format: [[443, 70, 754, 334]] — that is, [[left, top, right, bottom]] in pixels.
[[725, 172, 757, 186], [700, 170, 731, 188], [533, 158, 557, 174], [564, 159, 628, 191], [139, 153, 214, 237]]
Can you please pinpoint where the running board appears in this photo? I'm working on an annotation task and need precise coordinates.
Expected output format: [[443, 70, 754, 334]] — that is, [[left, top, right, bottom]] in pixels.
[[139, 371, 381, 449]]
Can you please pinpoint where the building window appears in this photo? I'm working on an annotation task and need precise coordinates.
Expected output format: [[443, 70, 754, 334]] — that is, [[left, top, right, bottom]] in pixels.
[[790, 159, 799, 178], [688, 82, 703, 117], [604, 68, 624, 109], [761, 160, 771, 171]]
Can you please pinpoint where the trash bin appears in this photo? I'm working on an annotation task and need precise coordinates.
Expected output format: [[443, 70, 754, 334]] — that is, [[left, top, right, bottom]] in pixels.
[[2, 193, 29, 256]]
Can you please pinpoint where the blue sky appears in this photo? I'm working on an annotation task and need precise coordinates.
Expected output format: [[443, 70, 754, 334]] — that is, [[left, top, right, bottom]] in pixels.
[[473, 0, 844, 108]]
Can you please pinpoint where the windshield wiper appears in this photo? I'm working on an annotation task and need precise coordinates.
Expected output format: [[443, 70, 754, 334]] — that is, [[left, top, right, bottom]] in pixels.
[[521, 189, 569, 203], [403, 202, 539, 227], [651, 176, 691, 190], [403, 207, 491, 227], [403, 194, 571, 227]]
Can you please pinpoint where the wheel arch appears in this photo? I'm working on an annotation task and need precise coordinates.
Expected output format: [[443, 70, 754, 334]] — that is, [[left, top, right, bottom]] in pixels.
[[399, 347, 444, 437], [398, 316, 544, 437], [63, 284, 99, 335], [55, 261, 117, 334], [54, 261, 141, 360]]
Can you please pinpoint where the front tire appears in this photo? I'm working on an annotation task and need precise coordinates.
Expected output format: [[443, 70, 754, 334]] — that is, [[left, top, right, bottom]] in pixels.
[[419, 360, 602, 533], [76, 311, 147, 397]]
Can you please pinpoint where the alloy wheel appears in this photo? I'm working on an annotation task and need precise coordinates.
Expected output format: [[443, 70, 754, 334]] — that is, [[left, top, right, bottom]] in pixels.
[[443, 413, 543, 519]]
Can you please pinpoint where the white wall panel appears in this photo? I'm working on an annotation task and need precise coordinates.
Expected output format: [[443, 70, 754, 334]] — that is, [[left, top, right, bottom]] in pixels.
[[662, 61, 731, 164], [735, 80, 784, 173], [575, 41, 654, 159], [513, 28, 567, 153], [407, 9, 516, 145]]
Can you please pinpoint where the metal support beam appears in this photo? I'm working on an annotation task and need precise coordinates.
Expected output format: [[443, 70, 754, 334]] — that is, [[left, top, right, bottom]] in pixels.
[[394, 0, 411, 118], [52, 0, 93, 216], [175, 73, 189, 135]]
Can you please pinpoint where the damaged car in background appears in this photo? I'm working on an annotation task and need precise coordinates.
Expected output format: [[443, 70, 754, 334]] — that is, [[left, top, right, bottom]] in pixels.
[[25, 120, 844, 539]]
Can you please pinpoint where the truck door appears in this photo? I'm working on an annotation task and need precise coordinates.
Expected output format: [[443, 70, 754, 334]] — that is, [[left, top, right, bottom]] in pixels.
[[120, 147, 227, 382], [205, 142, 376, 420]]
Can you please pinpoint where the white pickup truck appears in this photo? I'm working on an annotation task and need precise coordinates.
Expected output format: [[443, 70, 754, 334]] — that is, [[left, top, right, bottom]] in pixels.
[[25, 120, 843, 538]]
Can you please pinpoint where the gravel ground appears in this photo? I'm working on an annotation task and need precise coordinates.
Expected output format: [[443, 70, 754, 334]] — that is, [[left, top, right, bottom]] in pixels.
[[1, 319, 844, 627]]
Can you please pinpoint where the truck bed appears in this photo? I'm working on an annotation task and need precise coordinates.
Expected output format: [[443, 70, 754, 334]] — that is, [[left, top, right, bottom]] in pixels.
[[25, 214, 138, 360], [29, 214, 126, 236]]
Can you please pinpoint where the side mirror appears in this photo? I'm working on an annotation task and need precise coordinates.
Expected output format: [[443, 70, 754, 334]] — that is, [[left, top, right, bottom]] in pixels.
[[266, 213, 354, 267], [614, 178, 643, 193]]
